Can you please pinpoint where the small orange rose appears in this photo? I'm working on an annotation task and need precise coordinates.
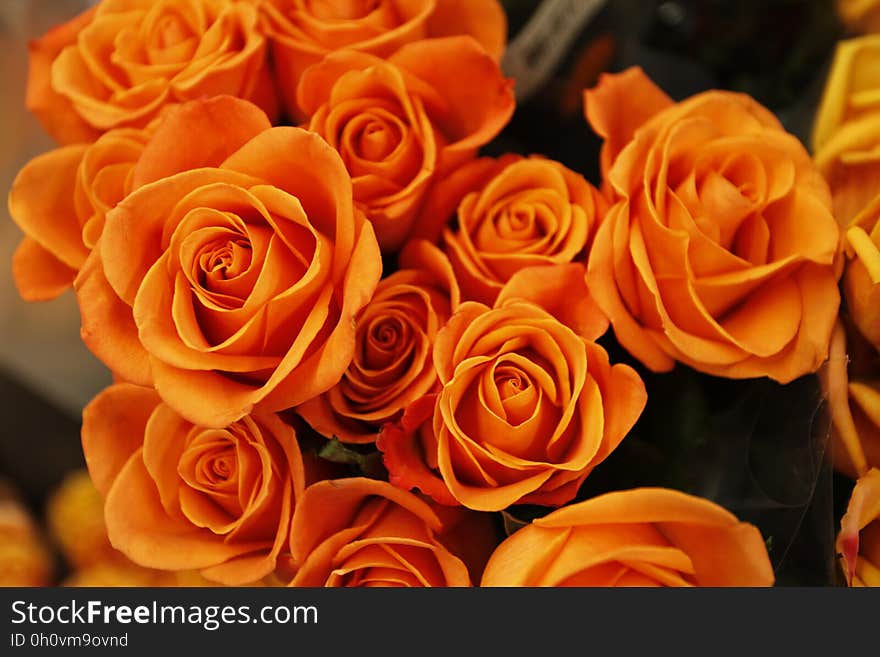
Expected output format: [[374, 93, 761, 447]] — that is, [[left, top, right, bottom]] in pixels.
[[585, 67, 841, 383], [379, 266, 642, 511], [28, 0, 277, 145], [297, 240, 459, 443], [287, 477, 492, 586], [481, 488, 775, 587], [417, 154, 607, 305], [8, 126, 149, 301], [837, 468, 880, 586], [75, 96, 381, 427], [81, 382, 306, 585], [296, 36, 515, 251], [261, 0, 506, 118]]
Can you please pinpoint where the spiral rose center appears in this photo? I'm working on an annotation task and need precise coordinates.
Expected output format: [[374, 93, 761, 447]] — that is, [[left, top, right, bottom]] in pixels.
[[357, 120, 400, 162], [495, 365, 530, 400], [476, 192, 562, 254], [155, 14, 193, 50], [185, 439, 239, 493], [200, 239, 252, 284], [364, 316, 411, 370], [139, 4, 202, 67]]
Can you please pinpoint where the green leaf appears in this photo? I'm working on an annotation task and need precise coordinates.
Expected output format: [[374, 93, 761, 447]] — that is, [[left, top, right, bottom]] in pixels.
[[318, 438, 387, 480]]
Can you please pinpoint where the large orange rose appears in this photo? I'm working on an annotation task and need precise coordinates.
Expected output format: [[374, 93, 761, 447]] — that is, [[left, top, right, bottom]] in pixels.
[[81, 382, 306, 585], [837, 468, 880, 586], [379, 265, 644, 511], [28, 0, 277, 145], [585, 67, 840, 383], [287, 477, 494, 586], [481, 488, 775, 587], [8, 126, 149, 301], [415, 153, 608, 305], [813, 35, 880, 224], [260, 0, 506, 118], [297, 240, 459, 443], [296, 37, 515, 251], [75, 96, 381, 427]]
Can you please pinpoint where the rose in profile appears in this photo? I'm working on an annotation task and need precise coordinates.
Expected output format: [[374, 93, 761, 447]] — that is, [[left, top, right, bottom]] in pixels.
[[75, 96, 381, 427], [837, 195, 880, 350], [28, 0, 277, 145], [296, 37, 515, 251], [415, 154, 607, 305], [585, 67, 840, 383], [823, 322, 880, 479], [8, 127, 149, 301], [287, 477, 495, 586], [260, 0, 506, 118], [481, 488, 775, 587], [813, 35, 880, 224], [297, 240, 459, 443], [379, 265, 642, 511], [81, 382, 306, 585], [837, 468, 880, 586]]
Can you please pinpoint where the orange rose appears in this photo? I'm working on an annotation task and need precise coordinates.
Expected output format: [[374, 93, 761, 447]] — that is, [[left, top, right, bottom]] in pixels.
[[81, 382, 306, 585], [28, 0, 277, 145], [261, 0, 506, 118], [585, 67, 840, 383], [813, 36, 880, 224], [296, 37, 515, 251], [287, 477, 493, 586], [481, 488, 775, 587], [8, 126, 149, 301], [75, 96, 381, 427], [416, 154, 608, 305], [837, 468, 880, 586], [379, 265, 644, 511], [823, 322, 880, 478], [297, 240, 459, 443]]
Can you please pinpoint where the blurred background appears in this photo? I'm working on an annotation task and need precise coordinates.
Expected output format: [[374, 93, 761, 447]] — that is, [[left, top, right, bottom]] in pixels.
[[0, 0, 848, 585]]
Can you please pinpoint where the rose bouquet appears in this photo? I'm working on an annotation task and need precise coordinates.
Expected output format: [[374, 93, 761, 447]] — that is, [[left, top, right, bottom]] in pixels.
[[1, 0, 870, 588]]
